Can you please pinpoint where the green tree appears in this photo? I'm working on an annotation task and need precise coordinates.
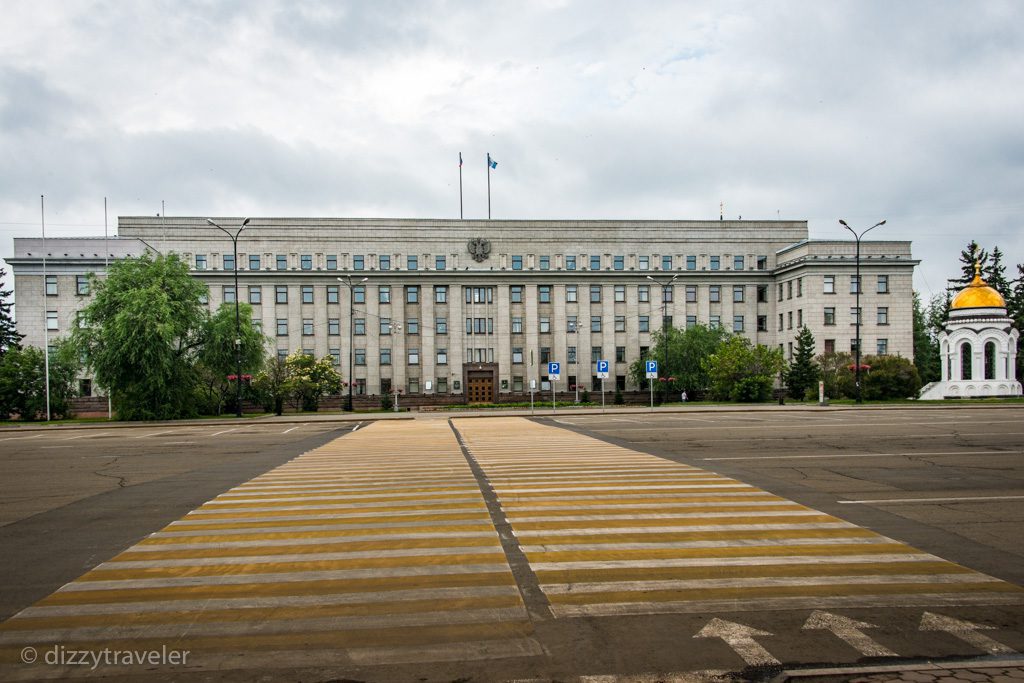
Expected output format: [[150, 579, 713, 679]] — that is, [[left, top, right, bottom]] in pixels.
[[0, 339, 78, 420], [984, 246, 1011, 298], [0, 266, 23, 356], [818, 351, 856, 399], [912, 292, 941, 384], [862, 354, 922, 400], [955, 240, 989, 287], [786, 326, 820, 400], [284, 352, 342, 412], [73, 253, 209, 420], [628, 324, 731, 398], [705, 336, 785, 402], [1010, 263, 1024, 381], [195, 302, 267, 415], [252, 356, 289, 415]]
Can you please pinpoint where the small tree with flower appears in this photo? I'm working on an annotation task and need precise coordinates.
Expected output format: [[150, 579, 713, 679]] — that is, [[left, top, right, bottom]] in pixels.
[[284, 352, 342, 412]]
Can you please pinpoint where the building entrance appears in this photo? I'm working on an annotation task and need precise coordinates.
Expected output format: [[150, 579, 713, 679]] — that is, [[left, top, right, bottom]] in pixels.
[[462, 363, 499, 403]]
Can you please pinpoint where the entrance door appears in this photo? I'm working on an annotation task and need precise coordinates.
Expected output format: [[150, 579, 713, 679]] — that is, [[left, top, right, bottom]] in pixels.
[[466, 374, 494, 403]]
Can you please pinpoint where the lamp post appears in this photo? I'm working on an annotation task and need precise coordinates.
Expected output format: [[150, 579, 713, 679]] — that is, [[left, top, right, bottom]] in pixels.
[[568, 317, 578, 403], [839, 218, 885, 404], [206, 217, 250, 417], [338, 276, 368, 411], [647, 273, 678, 401]]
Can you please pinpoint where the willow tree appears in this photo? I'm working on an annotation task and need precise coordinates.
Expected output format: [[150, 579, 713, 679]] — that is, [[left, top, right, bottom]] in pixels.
[[74, 253, 209, 420]]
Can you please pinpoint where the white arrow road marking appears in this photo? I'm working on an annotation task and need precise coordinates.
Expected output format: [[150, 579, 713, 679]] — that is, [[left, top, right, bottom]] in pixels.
[[802, 610, 897, 657], [920, 612, 1018, 655], [694, 618, 779, 667]]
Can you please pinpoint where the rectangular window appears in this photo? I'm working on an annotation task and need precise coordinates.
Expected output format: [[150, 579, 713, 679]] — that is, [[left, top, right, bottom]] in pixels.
[[276, 286, 288, 304], [797, 278, 803, 297], [734, 255, 745, 271], [662, 255, 673, 271], [277, 348, 288, 362], [195, 254, 207, 271], [199, 291, 208, 305], [798, 309, 803, 327], [45, 275, 58, 296], [851, 307, 862, 324], [565, 255, 577, 271], [824, 275, 835, 294], [353, 286, 365, 304], [639, 316, 649, 332], [355, 348, 366, 366], [249, 254, 261, 270], [249, 286, 261, 305], [787, 311, 793, 329], [638, 285, 650, 302], [616, 346, 626, 362], [223, 253, 235, 271], [877, 338, 888, 355], [302, 318, 313, 335], [512, 347, 524, 364], [539, 317, 551, 333], [663, 285, 674, 303], [354, 318, 366, 335], [327, 285, 339, 304], [757, 255, 768, 270], [757, 315, 767, 332], [436, 255, 446, 271], [877, 306, 889, 325], [710, 315, 721, 329], [276, 254, 287, 270], [353, 255, 365, 270], [639, 256, 650, 270], [850, 275, 861, 294], [435, 317, 447, 334], [511, 316, 523, 334], [406, 285, 419, 304], [566, 315, 577, 333], [615, 315, 626, 332], [733, 315, 745, 332], [778, 283, 784, 301], [302, 285, 313, 304], [381, 318, 392, 335], [326, 255, 337, 270], [328, 318, 340, 335], [251, 318, 262, 331], [329, 348, 340, 366], [436, 377, 447, 393], [733, 285, 745, 303], [613, 255, 624, 271], [787, 281, 793, 299], [539, 286, 552, 303], [434, 285, 448, 303], [664, 315, 673, 329], [710, 255, 720, 271], [380, 348, 391, 365], [76, 275, 89, 295], [408, 348, 420, 365], [407, 255, 418, 270], [591, 316, 602, 332], [824, 339, 836, 354], [757, 285, 768, 303], [223, 286, 236, 303], [45, 310, 58, 330], [877, 275, 890, 294], [686, 255, 696, 271], [590, 285, 602, 303], [685, 285, 696, 303], [510, 285, 523, 303], [590, 255, 601, 270], [379, 286, 391, 304], [709, 286, 721, 303], [276, 319, 287, 336], [778, 313, 783, 331], [686, 315, 697, 329], [512, 255, 523, 271], [300, 255, 312, 270], [614, 285, 626, 302], [566, 285, 578, 303], [379, 255, 391, 271], [437, 348, 448, 365]]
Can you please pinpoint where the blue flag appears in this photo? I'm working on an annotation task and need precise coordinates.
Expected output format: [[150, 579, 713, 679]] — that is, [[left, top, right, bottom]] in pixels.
[[488, 154, 498, 169]]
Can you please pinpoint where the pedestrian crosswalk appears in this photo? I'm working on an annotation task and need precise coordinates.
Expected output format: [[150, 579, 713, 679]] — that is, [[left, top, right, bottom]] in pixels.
[[0, 420, 542, 676], [453, 418, 1024, 619]]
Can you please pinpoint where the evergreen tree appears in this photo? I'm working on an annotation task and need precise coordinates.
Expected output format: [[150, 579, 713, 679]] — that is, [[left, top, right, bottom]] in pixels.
[[1010, 263, 1024, 381], [785, 325, 820, 400], [983, 246, 1011, 298], [912, 292, 941, 384], [953, 240, 988, 288], [0, 267, 23, 356]]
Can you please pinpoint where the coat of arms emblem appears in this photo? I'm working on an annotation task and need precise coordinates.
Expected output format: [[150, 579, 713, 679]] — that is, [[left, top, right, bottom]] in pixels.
[[467, 238, 491, 263]]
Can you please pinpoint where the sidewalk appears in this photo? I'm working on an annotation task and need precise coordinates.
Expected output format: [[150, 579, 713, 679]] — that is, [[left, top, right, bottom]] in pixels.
[[773, 659, 1024, 682]]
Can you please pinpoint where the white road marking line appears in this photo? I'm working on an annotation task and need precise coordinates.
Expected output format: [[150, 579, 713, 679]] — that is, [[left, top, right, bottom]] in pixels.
[[41, 445, 75, 449], [920, 612, 1018, 655], [840, 495, 1024, 505], [163, 441, 197, 445], [132, 429, 178, 439], [282, 423, 308, 434], [61, 431, 112, 440], [802, 610, 897, 658], [210, 427, 242, 437], [704, 450, 1020, 461], [0, 434, 44, 441], [694, 618, 779, 667]]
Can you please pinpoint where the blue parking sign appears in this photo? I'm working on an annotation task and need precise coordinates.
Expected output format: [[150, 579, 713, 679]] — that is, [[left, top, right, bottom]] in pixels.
[[548, 362, 561, 380], [645, 360, 658, 379], [596, 360, 610, 379]]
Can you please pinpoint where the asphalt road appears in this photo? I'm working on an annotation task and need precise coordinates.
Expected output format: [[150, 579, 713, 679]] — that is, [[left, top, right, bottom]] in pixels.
[[0, 407, 1021, 682]]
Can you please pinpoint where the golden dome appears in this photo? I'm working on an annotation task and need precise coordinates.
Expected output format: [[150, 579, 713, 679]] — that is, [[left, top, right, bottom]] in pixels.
[[951, 264, 1006, 309]]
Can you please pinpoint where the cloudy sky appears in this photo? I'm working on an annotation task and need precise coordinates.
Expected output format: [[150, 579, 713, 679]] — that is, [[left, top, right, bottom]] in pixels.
[[2, 0, 1022, 299]]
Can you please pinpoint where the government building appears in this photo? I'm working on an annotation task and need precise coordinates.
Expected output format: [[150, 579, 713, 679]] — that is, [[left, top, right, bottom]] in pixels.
[[7, 217, 918, 401]]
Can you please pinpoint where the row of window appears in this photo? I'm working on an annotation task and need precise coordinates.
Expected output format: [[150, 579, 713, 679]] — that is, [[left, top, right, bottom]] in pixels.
[[196, 253, 772, 272], [776, 275, 890, 300], [778, 307, 890, 331], [43, 275, 91, 296]]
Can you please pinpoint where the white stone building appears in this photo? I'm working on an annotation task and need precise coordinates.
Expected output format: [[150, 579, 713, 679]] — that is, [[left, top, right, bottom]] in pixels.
[[6, 217, 918, 401]]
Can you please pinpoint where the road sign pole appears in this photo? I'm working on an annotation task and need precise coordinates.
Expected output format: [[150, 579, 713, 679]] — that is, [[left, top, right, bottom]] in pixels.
[[601, 378, 605, 413], [650, 382, 654, 412], [552, 380, 556, 414]]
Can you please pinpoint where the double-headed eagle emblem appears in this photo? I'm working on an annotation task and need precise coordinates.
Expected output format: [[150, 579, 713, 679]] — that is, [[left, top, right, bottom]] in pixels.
[[467, 238, 491, 263]]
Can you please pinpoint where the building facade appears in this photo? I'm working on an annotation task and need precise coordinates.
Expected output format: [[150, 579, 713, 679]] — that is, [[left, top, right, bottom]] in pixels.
[[7, 217, 918, 400]]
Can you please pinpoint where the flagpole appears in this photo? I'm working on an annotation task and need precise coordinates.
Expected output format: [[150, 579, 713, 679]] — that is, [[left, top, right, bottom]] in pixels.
[[486, 153, 491, 220], [459, 153, 464, 219], [104, 197, 112, 419], [41, 195, 51, 422]]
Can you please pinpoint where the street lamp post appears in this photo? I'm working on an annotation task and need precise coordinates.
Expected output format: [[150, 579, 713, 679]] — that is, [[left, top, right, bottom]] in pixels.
[[568, 318, 578, 403], [206, 218, 250, 418], [647, 274, 678, 401], [338, 276, 368, 411], [839, 218, 886, 404]]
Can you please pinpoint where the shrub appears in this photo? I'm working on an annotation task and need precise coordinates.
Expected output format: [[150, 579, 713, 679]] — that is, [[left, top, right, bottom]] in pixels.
[[862, 354, 922, 400]]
